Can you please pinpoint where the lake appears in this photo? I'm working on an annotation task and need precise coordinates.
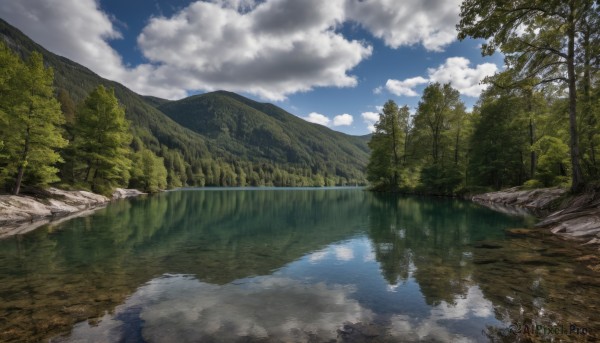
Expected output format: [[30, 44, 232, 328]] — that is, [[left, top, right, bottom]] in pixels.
[[0, 188, 599, 342]]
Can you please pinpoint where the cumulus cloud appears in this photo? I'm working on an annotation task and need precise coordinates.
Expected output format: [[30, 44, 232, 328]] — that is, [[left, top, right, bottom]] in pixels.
[[427, 57, 498, 97], [361, 111, 380, 132], [333, 113, 354, 126], [137, 0, 372, 100], [345, 0, 462, 51], [384, 57, 498, 98], [0, 0, 123, 80], [0, 0, 464, 101], [302, 112, 331, 126], [386, 76, 429, 96]]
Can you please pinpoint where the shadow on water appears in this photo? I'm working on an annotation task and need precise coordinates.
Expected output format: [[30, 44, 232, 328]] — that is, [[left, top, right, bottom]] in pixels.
[[0, 189, 598, 342]]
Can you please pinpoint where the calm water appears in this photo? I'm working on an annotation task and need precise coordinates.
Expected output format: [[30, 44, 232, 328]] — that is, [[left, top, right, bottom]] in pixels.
[[0, 188, 599, 342]]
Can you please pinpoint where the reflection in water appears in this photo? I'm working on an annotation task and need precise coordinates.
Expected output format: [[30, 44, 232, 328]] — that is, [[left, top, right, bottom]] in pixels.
[[0, 188, 598, 342], [61, 274, 373, 343]]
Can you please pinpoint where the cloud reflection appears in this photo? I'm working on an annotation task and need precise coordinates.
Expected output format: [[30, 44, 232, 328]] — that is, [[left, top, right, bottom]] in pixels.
[[62, 274, 373, 342]]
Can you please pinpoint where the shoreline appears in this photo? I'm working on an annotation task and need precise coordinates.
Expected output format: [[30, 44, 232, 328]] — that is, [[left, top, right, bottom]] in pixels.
[[473, 186, 600, 248], [0, 187, 145, 239]]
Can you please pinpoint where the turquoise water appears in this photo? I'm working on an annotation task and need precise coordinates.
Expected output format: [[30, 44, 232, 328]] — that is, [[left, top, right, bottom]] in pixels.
[[1, 188, 598, 342]]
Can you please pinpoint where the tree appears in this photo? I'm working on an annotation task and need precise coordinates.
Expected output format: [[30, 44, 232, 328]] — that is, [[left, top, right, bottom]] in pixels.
[[410, 83, 466, 194], [468, 94, 530, 189], [0, 51, 66, 194], [130, 148, 167, 193], [0, 43, 22, 181], [366, 100, 407, 191], [414, 83, 463, 165], [72, 85, 132, 195], [457, 0, 598, 192]]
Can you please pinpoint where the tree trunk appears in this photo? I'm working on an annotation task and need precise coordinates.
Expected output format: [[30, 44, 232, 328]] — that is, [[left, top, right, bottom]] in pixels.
[[391, 114, 399, 187], [13, 127, 31, 195], [582, 25, 597, 177], [527, 89, 536, 179], [454, 127, 460, 165], [567, 2, 585, 193]]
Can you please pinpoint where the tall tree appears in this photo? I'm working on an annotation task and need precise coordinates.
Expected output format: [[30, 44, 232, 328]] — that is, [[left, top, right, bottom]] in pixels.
[[457, 0, 598, 192], [72, 85, 132, 195], [468, 93, 530, 189], [367, 100, 406, 191], [0, 51, 66, 194], [414, 83, 463, 165]]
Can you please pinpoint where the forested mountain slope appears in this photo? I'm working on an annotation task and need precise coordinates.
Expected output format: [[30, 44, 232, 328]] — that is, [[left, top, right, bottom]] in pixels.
[[158, 91, 369, 181], [0, 19, 368, 187]]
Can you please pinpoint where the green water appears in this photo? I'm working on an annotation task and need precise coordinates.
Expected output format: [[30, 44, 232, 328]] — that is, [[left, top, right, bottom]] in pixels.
[[0, 188, 599, 342]]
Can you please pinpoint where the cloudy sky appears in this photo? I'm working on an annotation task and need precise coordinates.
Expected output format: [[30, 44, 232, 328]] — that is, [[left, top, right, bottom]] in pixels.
[[0, 0, 502, 135]]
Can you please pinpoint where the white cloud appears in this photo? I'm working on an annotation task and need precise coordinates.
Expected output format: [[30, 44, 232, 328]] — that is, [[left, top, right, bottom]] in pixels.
[[383, 57, 498, 98], [0, 0, 123, 81], [345, 0, 462, 51], [0, 0, 465, 101], [385, 76, 428, 97], [333, 113, 354, 126], [361, 111, 380, 133], [427, 57, 498, 97], [373, 86, 383, 94], [302, 112, 331, 126]]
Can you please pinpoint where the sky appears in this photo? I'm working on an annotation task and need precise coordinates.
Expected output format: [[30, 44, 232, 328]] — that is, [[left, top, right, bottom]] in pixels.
[[0, 0, 504, 135]]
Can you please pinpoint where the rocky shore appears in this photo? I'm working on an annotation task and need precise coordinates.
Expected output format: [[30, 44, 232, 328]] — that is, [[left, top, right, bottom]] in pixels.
[[473, 186, 600, 247], [0, 187, 145, 238]]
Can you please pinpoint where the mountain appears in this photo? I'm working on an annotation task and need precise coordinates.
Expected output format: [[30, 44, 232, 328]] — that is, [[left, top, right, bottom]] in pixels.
[[158, 91, 369, 181], [0, 18, 368, 186]]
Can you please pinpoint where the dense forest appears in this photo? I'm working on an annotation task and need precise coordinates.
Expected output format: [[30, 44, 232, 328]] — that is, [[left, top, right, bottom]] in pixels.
[[0, 18, 369, 195], [367, 0, 599, 195]]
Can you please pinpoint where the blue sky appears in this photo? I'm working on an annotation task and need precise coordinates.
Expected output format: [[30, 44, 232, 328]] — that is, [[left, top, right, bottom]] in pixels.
[[0, 0, 503, 135]]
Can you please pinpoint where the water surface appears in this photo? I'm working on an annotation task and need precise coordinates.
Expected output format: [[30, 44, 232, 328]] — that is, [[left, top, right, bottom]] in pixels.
[[0, 188, 598, 342]]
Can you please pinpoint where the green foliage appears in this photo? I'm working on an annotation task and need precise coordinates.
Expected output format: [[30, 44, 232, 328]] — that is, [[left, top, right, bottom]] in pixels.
[[532, 136, 570, 187], [0, 49, 66, 194], [130, 148, 168, 193], [366, 100, 408, 191], [467, 94, 529, 190], [70, 86, 132, 195], [457, 0, 599, 192]]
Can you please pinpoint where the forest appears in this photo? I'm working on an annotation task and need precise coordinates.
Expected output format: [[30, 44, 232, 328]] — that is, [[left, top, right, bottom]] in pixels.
[[367, 0, 599, 195]]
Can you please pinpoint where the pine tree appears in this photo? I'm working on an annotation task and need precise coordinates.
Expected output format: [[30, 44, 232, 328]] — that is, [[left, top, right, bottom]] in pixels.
[[72, 85, 132, 195], [0, 51, 67, 194]]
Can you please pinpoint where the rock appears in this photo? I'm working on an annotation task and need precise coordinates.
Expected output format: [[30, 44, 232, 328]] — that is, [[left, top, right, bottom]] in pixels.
[[505, 228, 536, 237], [0, 187, 144, 238], [473, 242, 503, 249], [576, 255, 599, 262], [475, 187, 600, 247], [112, 188, 146, 200]]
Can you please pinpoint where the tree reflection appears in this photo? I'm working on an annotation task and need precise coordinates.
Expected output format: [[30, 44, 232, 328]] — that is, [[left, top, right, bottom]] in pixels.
[[367, 193, 529, 306]]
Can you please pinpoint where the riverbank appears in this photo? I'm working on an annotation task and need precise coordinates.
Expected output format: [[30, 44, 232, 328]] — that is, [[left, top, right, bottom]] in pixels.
[[0, 187, 145, 238], [473, 186, 600, 247]]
